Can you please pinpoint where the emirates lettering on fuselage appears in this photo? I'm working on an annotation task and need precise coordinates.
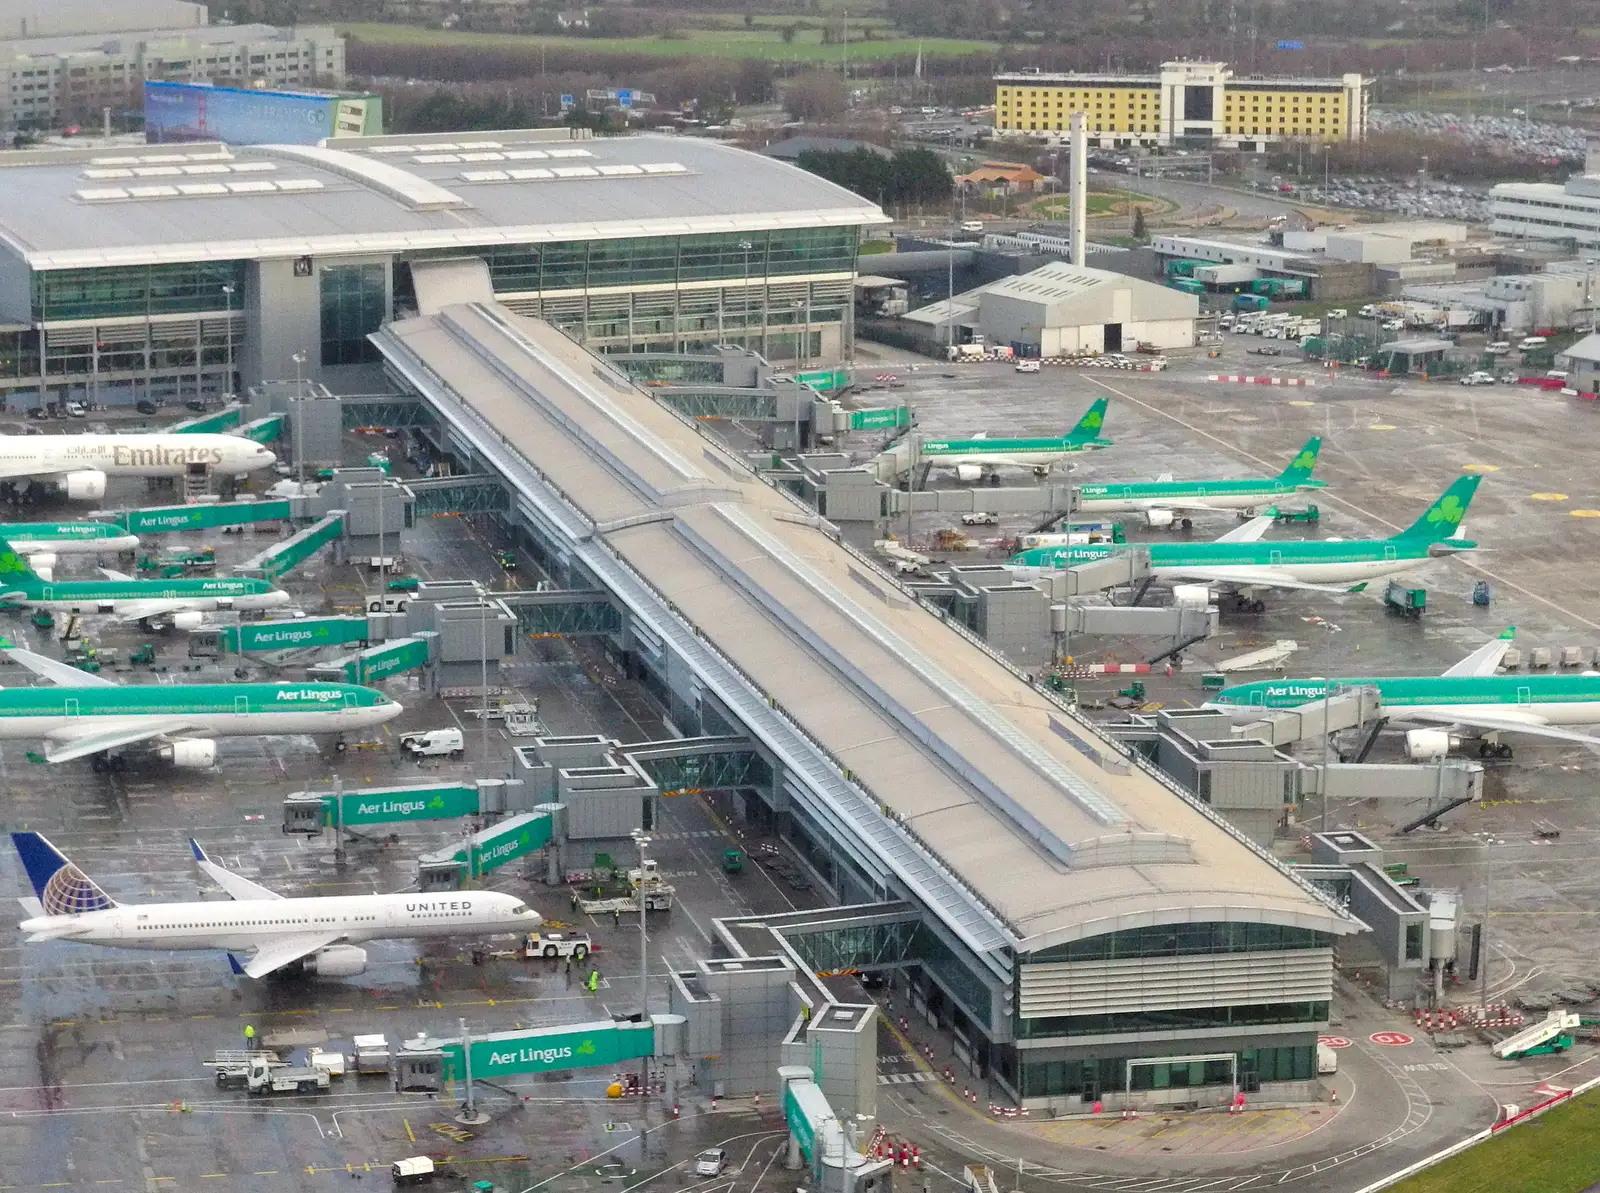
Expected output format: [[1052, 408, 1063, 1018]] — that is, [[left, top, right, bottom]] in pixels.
[[107, 445, 226, 468]]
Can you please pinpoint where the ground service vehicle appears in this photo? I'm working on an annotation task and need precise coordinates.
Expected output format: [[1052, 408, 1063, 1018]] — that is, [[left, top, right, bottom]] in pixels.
[[696, 1150, 728, 1176], [246, 1057, 330, 1095], [392, 1157, 435, 1186], [1015, 359, 1040, 373], [524, 932, 591, 960], [400, 728, 464, 758]]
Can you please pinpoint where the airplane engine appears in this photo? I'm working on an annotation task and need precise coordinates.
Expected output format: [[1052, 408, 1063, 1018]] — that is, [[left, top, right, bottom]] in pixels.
[[31, 565, 52, 582], [24, 553, 56, 571], [303, 945, 368, 977], [171, 611, 206, 631], [1404, 729, 1455, 761], [955, 463, 984, 482], [62, 470, 107, 501], [1144, 509, 1176, 528], [163, 739, 217, 769]]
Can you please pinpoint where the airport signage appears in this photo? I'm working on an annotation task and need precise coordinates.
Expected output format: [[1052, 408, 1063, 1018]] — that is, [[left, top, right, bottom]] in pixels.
[[849, 405, 911, 431], [349, 636, 431, 683], [121, 500, 292, 533], [440, 1020, 654, 1079], [224, 616, 369, 653], [785, 1086, 817, 1162], [456, 811, 553, 875], [328, 785, 481, 826], [1277, 39, 1304, 49]]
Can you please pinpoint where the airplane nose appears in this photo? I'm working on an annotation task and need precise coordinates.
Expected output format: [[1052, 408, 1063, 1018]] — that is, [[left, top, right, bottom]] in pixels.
[[258, 449, 277, 466]]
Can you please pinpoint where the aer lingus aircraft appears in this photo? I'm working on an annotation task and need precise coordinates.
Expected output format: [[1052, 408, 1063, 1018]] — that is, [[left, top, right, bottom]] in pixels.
[[12, 832, 540, 978], [1073, 436, 1327, 528], [921, 397, 1112, 481], [1206, 629, 1600, 760], [0, 535, 287, 624], [0, 522, 140, 574], [0, 640, 402, 767], [1008, 475, 1481, 609]]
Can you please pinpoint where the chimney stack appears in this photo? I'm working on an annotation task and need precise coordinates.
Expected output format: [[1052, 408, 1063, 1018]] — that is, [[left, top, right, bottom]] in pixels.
[[1069, 113, 1088, 267]]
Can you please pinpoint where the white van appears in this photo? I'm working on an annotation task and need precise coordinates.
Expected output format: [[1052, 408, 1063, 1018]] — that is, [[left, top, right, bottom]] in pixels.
[[1518, 336, 1547, 350], [1486, 341, 1512, 355], [399, 728, 465, 758], [1317, 1043, 1338, 1075], [392, 1156, 435, 1186]]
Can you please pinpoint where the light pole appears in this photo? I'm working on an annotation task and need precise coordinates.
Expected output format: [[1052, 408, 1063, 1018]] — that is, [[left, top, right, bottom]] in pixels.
[[631, 827, 652, 1094], [291, 350, 307, 486], [479, 585, 491, 768], [738, 239, 754, 351], [221, 283, 235, 401]]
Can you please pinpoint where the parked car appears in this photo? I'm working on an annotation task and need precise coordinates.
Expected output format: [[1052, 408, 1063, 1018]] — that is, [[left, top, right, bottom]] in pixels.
[[1248, 346, 1282, 356], [1014, 359, 1041, 373], [1325, 308, 1348, 319], [695, 1151, 727, 1177], [63, 400, 86, 418], [136, 399, 158, 415], [185, 399, 207, 412], [26, 407, 46, 420], [1460, 371, 1496, 386], [1486, 341, 1512, 355]]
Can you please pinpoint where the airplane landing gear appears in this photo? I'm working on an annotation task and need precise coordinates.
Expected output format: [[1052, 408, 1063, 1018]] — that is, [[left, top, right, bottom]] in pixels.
[[1478, 741, 1513, 760], [1180, 517, 1194, 530], [90, 753, 127, 774], [1233, 596, 1267, 614]]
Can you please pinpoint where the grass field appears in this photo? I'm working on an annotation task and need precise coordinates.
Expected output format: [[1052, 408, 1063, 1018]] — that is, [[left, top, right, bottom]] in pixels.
[[339, 21, 996, 61], [1029, 191, 1160, 218], [1389, 1091, 1600, 1193]]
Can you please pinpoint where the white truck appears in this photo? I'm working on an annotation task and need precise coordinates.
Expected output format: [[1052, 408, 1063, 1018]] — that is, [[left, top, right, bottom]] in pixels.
[[244, 1056, 331, 1095], [399, 728, 465, 758], [352, 1034, 392, 1075]]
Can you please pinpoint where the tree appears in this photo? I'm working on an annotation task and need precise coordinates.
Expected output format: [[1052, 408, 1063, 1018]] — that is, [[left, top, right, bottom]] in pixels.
[[783, 69, 848, 122], [1132, 205, 1147, 242]]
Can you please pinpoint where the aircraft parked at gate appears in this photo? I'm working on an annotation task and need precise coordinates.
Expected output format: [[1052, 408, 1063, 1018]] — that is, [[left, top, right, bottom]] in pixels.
[[12, 833, 540, 978], [1207, 630, 1600, 759], [921, 398, 1113, 481], [0, 433, 274, 501], [0, 522, 140, 574], [1073, 437, 1327, 528], [0, 639, 402, 766], [0, 536, 287, 624], [1008, 476, 1482, 608]]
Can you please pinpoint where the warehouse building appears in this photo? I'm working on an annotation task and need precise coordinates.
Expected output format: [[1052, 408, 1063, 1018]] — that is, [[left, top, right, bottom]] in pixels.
[[0, 128, 884, 405], [995, 61, 1369, 150], [903, 261, 1197, 356], [1491, 142, 1600, 252]]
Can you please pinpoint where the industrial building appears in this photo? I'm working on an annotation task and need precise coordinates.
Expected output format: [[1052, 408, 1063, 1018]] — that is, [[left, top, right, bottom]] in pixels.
[[1555, 332, 1600, 396], [0, 0, 343, 132], [903, 261, 1197, 356], [994, 61, 1369, 150], [372, 288, 1362, 1109], [145, 81, 382, 146], [1491, 141, 1600, 252], [0, 128, 882, 405]]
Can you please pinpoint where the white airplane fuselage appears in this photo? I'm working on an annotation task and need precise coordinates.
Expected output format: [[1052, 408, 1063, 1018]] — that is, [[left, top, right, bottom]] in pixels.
[[0, 434, 275, 480], [0, 701, 403, 746], [11, 535, 140, 556], [21, 890, 540, 951], [30, 589, 293, 616]]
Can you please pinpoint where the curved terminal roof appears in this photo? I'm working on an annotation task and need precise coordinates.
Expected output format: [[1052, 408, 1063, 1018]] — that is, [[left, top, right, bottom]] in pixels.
[[374, 302, 1362, 959], [0, 131, 887, 270]]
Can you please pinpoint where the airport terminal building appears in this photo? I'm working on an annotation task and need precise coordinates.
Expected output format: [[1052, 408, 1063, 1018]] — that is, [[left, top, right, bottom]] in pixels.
[[0, 129, 881, 406]]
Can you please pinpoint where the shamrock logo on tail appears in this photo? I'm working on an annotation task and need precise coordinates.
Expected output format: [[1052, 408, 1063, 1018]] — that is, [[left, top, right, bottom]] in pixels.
[[1291, 450, 1316, 471], [1427, 495, 1466, 527], [0, 552, 30, 576], [1078, 410, 1103, 431]]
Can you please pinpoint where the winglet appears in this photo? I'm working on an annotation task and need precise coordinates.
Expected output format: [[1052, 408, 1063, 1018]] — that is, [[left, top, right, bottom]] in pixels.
[[1500, 626, 1517, 640], [1398, 475, 1482, 541], [189, 838, 209, 863], [1278, 436, 1323, 482], [1346, 582, 1369, 594], [227, 953, 246, 976]]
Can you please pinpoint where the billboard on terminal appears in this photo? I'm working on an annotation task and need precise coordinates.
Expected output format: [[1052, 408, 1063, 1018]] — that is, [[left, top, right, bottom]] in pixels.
[[144, 81, 382, 146]]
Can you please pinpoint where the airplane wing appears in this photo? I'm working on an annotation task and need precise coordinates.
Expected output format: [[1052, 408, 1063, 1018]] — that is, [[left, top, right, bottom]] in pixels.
[[1442, 631, 1516, 678], [110, 599, 198, 623], [98, 568, 135, 582], [1177, 566, 1369, 595], [0, 642, 118, 688], [238, 932, 346, 979], [190, 838, 285, 902], [1213, 516, 1276, 545], [1404, 707, 1600, 748], [41, 717, 198, 762]]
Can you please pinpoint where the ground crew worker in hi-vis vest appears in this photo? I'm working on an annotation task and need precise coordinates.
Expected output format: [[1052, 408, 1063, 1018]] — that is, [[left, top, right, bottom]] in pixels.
[[587, 969, 600, 993]]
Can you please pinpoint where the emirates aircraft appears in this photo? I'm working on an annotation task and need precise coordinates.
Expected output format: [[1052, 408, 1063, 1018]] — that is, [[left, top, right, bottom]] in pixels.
[[13, 833, 542, 978], [0, 433, 275, 500]]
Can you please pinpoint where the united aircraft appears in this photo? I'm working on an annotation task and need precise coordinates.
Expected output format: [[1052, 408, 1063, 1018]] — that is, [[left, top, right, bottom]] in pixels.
[[921, 398, 1113, 481], [11, 832, 540, 978], [0, 536, 288, 624], [0, 433, 274, 501], [1073, 437, 1327, 528], [0, 640, 402, 767], [1207, 629, 1600, 760], [1008, 475, 1481, 609]]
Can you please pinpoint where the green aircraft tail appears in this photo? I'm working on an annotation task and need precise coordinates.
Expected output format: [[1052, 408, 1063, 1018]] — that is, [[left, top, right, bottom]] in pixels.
[[1066, 397, 1110, 444], [1277, 436, 1323, 482], [0, 537, 40, 590], [1396, 474, 1482, 541]]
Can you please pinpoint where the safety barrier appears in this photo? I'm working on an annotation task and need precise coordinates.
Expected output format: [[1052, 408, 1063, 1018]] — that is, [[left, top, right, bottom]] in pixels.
[[1205, 375, 1315, 386]]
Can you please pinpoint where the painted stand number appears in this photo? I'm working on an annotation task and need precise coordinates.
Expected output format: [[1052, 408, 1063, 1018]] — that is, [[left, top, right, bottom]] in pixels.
[[1370, 1032, 1414, 1046], [1319, 1036, 1353, 1048]]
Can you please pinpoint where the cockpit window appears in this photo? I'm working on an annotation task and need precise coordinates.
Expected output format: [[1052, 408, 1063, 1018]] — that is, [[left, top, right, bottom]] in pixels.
[[510, 902, 530, 915]]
